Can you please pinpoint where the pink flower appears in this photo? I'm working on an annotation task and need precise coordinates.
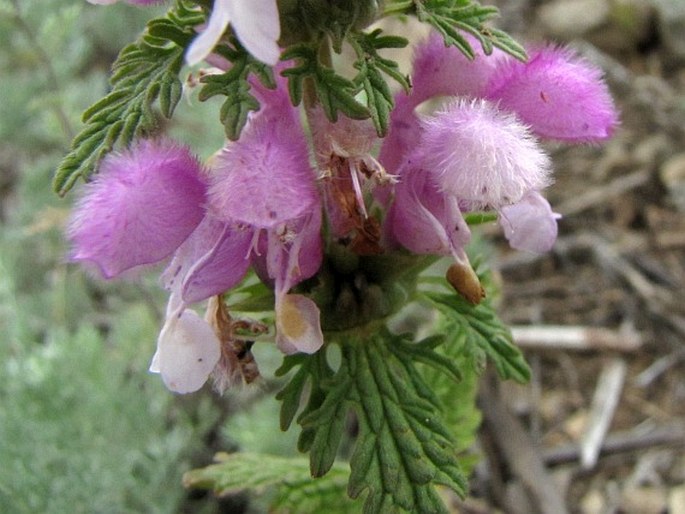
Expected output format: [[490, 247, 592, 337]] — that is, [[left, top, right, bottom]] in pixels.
[[409, 31, 506, 107], [379, 32, 505, 175], [186, 0, 281, 66], [387, 162, 471, 263], [209, 106, 316, 229], [485, 46, 619, 142], [161, 78, 324, 356], [161, 215, 253, 306], [68, 140, 207, 278], [417, 99, 552, 210]]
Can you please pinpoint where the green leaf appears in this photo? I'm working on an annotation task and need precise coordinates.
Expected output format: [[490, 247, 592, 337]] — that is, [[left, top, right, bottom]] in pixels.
[[184, 452, 358, 514], [53, 0, 200, 195], [416, 0, 527, 61], [423, 289, 531, 383], [198, 39, 276, 141], [281, 43, 369, 122], [349, 30, 410, 136], [278, 331, 468, 513]]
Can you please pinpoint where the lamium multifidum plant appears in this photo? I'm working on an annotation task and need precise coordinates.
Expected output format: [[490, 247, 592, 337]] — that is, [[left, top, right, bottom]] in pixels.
[[58, 0, 618, 511]]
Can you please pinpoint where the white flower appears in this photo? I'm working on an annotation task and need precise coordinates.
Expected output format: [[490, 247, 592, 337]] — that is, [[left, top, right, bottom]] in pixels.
[[186, 0, 281, 66], [149, 308, 221, 394]]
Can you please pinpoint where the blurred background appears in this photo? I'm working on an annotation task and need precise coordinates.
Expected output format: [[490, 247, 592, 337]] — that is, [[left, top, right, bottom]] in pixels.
[[0, 0, 683, 513]]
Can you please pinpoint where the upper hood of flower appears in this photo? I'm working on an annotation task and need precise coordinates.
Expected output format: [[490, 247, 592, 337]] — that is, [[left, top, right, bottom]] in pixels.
[[68, 139, 207, 278], [208, 89, 318, 229], [485, 45, 619, 142]]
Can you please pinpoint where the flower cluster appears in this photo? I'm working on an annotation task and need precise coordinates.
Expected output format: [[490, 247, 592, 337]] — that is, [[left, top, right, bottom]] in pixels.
[[70, 4, 617, 394]]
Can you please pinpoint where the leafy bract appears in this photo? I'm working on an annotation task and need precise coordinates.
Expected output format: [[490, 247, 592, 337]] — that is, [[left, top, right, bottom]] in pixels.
[[350, 30, 410, 136], [423, 289, 531, 383], [199, 39, 276, 141], [415, 0, 527, 61], [183, 452, 357, 514], [276, 330, 468, 513], [53, 0, 201, 195], [281, 43, 369, 123]]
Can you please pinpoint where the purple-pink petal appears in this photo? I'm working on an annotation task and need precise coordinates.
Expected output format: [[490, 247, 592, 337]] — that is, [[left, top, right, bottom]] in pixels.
[[387, 164, 471, 260], [208, 95, 318, 229], [379, 32, 504, 176], [163, 215, 253, 305], [68, 140, 207, 278], [410, 31, 505, 106], [251, 207, 323, 293], [485, 45, 619, 142], [499, 191, 561, 253]]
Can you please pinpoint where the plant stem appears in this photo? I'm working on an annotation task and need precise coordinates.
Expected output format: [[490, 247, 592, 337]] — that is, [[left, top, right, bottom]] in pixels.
[[383, 0, 415, 16], [9, 0, 76, 142]]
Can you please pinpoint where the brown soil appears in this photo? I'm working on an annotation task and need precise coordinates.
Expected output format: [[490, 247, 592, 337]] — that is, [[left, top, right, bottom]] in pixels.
[[462, 2, 685, 513]]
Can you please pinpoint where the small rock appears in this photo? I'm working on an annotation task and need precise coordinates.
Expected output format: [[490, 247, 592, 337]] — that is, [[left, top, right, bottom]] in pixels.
[[659, 152, 685, 212], [538, 0, 610, 39], [652, 0, 685, 63], [669, 485, 685, 514], [632, 134, 671, 168], [581, 488, 606, 514], [620, 486, 668, 514]]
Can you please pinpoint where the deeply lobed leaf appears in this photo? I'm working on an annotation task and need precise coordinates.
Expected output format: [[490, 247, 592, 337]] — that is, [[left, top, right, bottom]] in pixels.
[[278, 330, 469, 513], [350, 29, 410, 136], [53, 1, 200, 195], [423, 290, 531, 383], [198, 39, 276, 141], [184, 452, 357, 513], [281, 43, 369, 122], [415, 0, 527, 61]]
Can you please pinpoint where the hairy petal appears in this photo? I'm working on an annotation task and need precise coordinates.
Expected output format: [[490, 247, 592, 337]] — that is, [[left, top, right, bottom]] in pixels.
[[379, 32, 505, 177], [209, 96, 318, 229], [417, 99, 551, 209], [68, 140, 206, 278], [485, 45, 619, 142], [500, 191, 561, 253], [152, 309, 221, 394], [410, 31, 505, 106]]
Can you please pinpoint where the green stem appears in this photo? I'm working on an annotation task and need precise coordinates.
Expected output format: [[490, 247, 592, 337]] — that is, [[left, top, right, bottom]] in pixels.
[[383, 0, 415, 16]]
